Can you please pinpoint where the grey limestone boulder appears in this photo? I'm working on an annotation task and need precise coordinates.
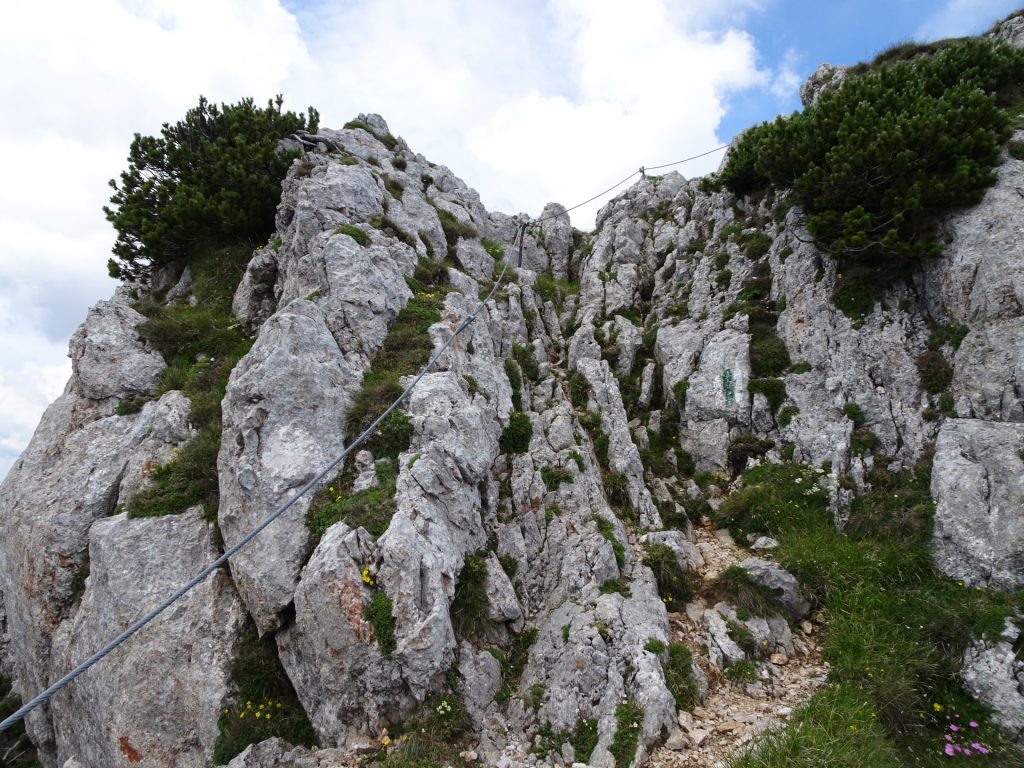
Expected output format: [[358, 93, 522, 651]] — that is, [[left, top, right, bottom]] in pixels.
[[962, 620, 1024, 744], [49, 509, 246, 768], [68, 291, 165, 403], [232, 248, 279, 333], [218, 300, 360, 634], [932, 419, 1024, 588], [739, 558, 811, 621]]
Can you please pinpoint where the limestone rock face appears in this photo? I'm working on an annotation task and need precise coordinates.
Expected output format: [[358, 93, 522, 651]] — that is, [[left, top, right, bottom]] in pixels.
[[67, 291, 165, 403], [962, 621, 1024, 744], [0, 292, 196, 763], [278, 369, 502, 746], [989, 11, 1024, 47], [224, 738, 355, 768], [922, 136, 1024, 326], [218, 300, 359, 634], [932, 420, 1024, 588], [574, 357, 661, 528], [49, 509, 247, 768]]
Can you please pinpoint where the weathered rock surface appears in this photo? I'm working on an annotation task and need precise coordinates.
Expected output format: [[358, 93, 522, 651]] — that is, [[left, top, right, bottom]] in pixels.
[[50, 509, 247, 768], [962, 620, 1024, 744], [0, 292, 193, 762], [67, 291, 165, 404], [279, 369, 502, 746], [219, 300, 359, 634], [799, 63, 850, 107], [574, 357, 660, 527], [225, 738, 356, 768], [932, 419, 1024, 588], [739, 559, 811, 622]]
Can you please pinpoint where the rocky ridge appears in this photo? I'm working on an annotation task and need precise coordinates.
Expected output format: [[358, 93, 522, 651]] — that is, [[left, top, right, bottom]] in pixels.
[[0, 33, 1023, 768]]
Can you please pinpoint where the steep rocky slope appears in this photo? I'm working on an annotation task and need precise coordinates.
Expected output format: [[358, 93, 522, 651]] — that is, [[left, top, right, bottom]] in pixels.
[[2, 22, 1024, 768]]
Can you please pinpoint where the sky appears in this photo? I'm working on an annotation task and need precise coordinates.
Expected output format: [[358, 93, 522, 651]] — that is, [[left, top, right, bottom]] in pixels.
[[0, 0, 1019, 482]]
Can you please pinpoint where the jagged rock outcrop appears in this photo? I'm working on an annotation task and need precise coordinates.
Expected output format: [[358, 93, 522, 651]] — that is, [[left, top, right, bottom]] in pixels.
[[3, 27, 1024, 761], [0, 290, 196, 763], [799, 63, 850, 107]]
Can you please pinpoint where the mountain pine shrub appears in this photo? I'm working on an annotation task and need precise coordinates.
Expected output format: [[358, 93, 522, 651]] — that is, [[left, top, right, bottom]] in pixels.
[[721, 39, 1024, 320], [106, 96, 318, 280]]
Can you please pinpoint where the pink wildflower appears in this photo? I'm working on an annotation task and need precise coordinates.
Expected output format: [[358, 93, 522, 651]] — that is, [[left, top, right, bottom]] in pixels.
[[945, 744, 955, 756]]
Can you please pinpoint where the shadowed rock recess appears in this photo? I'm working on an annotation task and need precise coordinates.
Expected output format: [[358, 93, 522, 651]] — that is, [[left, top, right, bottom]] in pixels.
[[4, 23, 1024, 768]]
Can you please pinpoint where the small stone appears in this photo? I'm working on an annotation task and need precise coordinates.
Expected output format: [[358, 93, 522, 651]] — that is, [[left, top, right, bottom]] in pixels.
[[713, 529, 733, 546], [460, 750, 479, 761], [665, 728, 690, 751], [750, 536, 779, 551], [776, 706, 793, 718], [685, 600, 706, 622], [715, 721, 743, 733], [770, 652, 789, 665], [352, 739, 378, 754], [678, 711, 694, 730], [692, 706, 714, 720], [801, 620, 814, 635], [690, 728, 709, 747]]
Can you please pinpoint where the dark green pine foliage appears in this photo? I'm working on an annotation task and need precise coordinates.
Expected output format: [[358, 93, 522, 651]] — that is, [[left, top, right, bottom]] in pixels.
[[720, 39, 1024, 311], [105, 95, 319, 280]]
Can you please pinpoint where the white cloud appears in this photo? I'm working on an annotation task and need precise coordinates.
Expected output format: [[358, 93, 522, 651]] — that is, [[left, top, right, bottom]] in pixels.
[[770, 48, 802, 101], [466, 1, 764, 224], [917, 0, 1019, 40], [0, 0, 314, 482]]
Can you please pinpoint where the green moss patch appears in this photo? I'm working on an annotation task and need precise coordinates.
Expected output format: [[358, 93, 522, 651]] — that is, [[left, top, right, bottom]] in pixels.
[[365, 590, 397, 656], [334, 224, 370, 246], [306, 460, 397, 542]]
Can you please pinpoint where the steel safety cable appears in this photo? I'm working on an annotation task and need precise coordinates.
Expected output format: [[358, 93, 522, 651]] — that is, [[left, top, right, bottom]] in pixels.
[[0, 224, 527, 734], [531, 143, 730, 226]]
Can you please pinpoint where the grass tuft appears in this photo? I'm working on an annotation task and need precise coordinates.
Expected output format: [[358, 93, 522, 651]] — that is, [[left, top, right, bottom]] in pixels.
[[214, 621, 316, 763], [451, 551, 491, 640], [609, 701, 644, 768]]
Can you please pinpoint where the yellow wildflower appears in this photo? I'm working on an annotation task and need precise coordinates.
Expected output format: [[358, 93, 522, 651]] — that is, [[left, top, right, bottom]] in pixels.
[[933, 703, 944, 712]]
